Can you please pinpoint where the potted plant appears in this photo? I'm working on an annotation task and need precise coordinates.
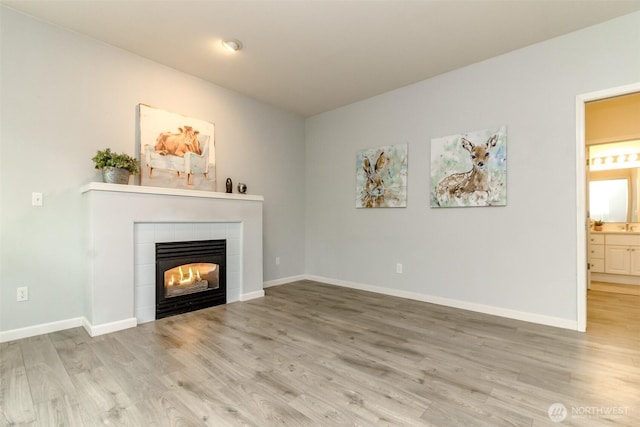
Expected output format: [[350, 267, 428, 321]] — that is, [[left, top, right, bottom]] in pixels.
[[92, 148, 140, 184], [594, 219, 604, 231]]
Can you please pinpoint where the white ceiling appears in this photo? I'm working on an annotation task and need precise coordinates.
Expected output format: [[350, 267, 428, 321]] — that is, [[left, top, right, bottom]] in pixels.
[[3, 0, 640, 117]]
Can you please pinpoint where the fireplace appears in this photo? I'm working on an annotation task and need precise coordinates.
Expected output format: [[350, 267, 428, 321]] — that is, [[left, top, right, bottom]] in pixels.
[[156, 239, 226, 319]]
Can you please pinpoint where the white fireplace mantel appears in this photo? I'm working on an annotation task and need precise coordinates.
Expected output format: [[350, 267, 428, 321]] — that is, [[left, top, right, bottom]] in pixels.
[[81, 181, 264, 201], [80, 182, 264, 336]]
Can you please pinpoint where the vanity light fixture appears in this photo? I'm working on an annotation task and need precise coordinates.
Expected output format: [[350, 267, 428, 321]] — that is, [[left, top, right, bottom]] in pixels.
[[590, 152, 640, 171], [222, 39, 243, 52], [590, 141, 640, 171]]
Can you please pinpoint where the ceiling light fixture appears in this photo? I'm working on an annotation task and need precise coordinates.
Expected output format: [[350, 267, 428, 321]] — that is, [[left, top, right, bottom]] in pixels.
[[222, 39, 243, 52]]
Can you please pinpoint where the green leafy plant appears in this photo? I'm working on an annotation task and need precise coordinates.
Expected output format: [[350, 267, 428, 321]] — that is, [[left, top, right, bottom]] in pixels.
[[594, 219, 604, 226], [92, 148, 140, 174]]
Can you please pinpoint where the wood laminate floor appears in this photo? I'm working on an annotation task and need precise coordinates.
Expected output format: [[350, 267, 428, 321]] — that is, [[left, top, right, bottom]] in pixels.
[[1, 281, 638, 426], [590, 281, 640, 296]]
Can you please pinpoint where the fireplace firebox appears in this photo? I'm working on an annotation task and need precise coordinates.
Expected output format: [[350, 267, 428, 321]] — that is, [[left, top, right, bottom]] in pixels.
[[156, 239, 226, 319]]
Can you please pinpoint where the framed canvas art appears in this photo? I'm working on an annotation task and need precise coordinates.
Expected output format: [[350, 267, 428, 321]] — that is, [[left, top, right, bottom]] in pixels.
[[356, 144, 408, 208], [431, 126, 507, 208], [138, 104, 216, 191]]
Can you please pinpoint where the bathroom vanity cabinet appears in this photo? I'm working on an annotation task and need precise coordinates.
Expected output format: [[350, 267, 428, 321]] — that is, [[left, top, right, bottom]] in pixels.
[[589, 232, 640, 284], [604, 234, 640, 275], [589, 234, 605, 273]]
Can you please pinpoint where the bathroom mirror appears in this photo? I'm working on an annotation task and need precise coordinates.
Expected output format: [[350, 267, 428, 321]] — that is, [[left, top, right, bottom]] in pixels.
[[588, 165, 639, 223], [589, 177, 630, 222]]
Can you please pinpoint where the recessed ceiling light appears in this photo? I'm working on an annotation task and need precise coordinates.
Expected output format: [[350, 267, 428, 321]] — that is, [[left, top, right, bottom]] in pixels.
[[222, 39, 243, 52]]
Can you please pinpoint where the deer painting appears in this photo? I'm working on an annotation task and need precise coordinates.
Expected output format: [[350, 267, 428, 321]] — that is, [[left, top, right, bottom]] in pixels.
[[434, 133, 500, 207]]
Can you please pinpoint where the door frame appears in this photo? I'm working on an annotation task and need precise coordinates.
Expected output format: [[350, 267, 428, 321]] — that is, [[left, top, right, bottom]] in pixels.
[[576, 82, 640, 332]]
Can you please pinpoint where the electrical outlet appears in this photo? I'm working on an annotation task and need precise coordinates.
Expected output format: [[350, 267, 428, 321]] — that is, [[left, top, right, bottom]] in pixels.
[[17, 286, 28, 302], [32, 192, 43, 206], [396, 263, 403, 274], [275, 257, 280, 265]]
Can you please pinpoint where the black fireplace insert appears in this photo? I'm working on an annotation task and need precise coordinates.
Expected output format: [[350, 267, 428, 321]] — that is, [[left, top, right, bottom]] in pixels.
[[155, 239, 226, 319]]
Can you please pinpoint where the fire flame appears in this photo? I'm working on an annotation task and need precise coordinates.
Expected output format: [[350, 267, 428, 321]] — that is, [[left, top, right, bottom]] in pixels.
[[168, 266, 203, 287]]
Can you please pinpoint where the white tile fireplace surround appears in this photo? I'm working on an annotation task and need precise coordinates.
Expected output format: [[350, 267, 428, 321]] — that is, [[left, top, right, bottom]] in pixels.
[[80, 182, 264, 337], [133, 222, 241, 323]]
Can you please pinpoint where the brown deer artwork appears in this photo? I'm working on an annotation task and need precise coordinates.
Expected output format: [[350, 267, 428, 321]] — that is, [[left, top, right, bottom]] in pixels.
[[434, 132, 504, 207]]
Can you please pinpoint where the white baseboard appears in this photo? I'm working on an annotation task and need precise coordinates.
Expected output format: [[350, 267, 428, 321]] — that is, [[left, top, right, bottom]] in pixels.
[[591, 272, 640, 286], [264, 274, 307, 288], [240, 290, 265, 301], [304, 274, 578, 331], [0, 317, 84, 343], [82, 317, 137, 337]]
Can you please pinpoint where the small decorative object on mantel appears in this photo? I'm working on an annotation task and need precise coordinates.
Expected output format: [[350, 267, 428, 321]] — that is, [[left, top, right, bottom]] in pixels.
[[225, 178, 233, 193], [594, 220, 604, 231], [92, 148, 140, 184], [237, 183, 247, 194]]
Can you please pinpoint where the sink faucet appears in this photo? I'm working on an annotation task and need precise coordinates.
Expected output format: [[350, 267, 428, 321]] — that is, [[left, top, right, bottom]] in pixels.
[[626, 223, 630, 231]]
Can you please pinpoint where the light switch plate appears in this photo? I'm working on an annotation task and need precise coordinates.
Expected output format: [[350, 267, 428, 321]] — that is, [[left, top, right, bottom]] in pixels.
[[32, 192, 43, 206]]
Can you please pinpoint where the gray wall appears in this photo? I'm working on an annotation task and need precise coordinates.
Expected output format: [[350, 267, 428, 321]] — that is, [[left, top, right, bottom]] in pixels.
[[0, 7, 306, 331], [305, 12, 640, 324]]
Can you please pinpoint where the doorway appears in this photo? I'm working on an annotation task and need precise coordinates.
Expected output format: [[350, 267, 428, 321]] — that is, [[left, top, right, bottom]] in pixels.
[[576, 82, 640, 331]]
